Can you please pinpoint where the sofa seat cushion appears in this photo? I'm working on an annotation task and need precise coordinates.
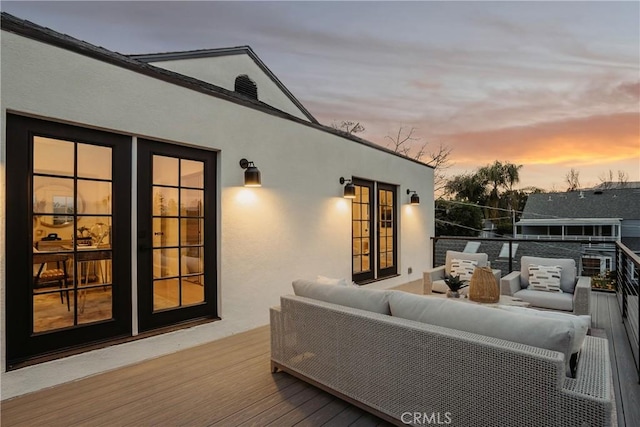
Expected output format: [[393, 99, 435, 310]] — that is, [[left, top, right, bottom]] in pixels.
[[292, 279, 392, 314], [520, 256, 577, 293], [514, 289, 573, 312], [388, 292, 575, 372]]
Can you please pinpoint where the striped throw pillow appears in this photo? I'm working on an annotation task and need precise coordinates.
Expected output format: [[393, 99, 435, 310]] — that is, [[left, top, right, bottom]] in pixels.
[[450, 259, 477, 281], [528, 265, 563, 292]]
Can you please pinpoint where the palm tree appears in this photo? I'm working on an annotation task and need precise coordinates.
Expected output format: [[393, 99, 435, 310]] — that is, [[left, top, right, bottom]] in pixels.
[[478, 161, 506, 220]]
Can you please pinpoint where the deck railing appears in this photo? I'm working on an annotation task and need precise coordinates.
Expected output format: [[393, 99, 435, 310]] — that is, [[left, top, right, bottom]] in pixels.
[[431, 236, 612, 276], [518, 235, 617, 242], [615, 242, 640, 382]]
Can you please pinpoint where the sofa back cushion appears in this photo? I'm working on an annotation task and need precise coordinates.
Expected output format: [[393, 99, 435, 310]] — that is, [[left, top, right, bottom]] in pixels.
[[292, 280, 392, 315], [445, 251, 488, 276], [497, 306, 590, 355], [520, 256, 577, 293], [388, 292, 575, 370]]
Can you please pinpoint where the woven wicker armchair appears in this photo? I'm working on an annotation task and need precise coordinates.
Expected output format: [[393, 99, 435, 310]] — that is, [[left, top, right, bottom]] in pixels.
[[424, 250, 501, 294], [500, 256, 591, 315]]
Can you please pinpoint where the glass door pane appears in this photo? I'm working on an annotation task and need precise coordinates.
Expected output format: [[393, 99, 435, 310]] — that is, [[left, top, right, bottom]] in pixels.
[[151, 156, 205, 311], [32, 138, 114, 333]]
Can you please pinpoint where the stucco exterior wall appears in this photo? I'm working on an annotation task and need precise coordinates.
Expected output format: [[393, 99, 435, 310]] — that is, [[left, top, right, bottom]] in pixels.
[[0, 30, 434, 398], [147, 54, 311, 121]]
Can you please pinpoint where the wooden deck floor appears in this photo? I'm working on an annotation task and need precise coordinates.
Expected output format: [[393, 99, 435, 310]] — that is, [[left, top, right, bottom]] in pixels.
[[591, 292, 640, 427], [2, 292, 638, 427]]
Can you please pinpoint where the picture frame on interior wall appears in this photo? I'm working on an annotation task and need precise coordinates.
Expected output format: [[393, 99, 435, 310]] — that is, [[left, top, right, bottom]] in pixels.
[[33, 182, 84, 227]]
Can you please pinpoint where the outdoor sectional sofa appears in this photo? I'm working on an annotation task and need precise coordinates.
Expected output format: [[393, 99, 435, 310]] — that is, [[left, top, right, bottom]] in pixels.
[[270, 280, 614, 427]]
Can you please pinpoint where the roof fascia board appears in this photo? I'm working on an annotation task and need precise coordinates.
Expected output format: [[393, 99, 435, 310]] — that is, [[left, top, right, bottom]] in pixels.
[[0, 13, 432, 170], [130, 46, 319, 124]]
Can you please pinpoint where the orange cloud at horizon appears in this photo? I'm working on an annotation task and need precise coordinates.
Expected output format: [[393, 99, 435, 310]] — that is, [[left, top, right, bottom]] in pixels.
[[441, 112, 639, 166], [438, 112, 639, 190]]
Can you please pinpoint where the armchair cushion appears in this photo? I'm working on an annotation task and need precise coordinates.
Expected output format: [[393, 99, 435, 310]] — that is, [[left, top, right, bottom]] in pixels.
[[431, 279, 449, 294], [445, 251, 488, 276], [513, 289, 574, 311], [520, 256, 577, 293]]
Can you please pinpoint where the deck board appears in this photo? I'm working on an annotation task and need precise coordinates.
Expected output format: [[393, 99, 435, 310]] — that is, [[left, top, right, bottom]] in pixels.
[[595, 292, 640, 427], [2, 293, 639, 427]]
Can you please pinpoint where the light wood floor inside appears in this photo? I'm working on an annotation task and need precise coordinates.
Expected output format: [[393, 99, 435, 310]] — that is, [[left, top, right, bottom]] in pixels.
[[2, 292, 638, 427]]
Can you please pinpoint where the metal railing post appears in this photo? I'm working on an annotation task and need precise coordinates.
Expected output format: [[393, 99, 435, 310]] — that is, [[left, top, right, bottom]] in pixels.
[[621, 250, 627, 319], [432, 237, 437, 269], [508, 241, 513, 273]]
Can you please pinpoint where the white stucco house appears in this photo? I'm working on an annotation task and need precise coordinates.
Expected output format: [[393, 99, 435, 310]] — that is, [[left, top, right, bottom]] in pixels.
[[0, 13, 434, 398]]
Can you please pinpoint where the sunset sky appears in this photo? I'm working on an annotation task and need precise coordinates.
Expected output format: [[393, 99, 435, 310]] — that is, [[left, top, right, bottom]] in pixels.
[[3, 1, 639, 191]]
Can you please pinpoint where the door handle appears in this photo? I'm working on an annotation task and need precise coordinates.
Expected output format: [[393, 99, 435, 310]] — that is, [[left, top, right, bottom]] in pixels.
[[138, 230, 150, 251]]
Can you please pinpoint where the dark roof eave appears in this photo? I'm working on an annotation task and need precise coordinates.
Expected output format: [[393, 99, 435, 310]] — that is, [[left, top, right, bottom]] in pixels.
[[0, 12, 433, 170]]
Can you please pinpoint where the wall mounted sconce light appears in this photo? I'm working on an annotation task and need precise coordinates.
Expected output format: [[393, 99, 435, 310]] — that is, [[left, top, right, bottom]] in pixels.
[[407, 189, 420, 205], [239, 158, 261, 187], [339, 177, 356, 199]]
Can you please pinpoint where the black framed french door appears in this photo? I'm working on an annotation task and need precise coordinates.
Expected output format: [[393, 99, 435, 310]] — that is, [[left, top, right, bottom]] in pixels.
[[352, 179, 375, 283], [5, 114, 132, 366], [136, 139, 218, 332], [377, 183, 398, 278]]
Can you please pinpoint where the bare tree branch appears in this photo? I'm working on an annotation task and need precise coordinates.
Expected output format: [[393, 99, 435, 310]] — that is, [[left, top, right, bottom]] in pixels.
[[386, 127, 453, 195], [385, 126, 419, 156], [618, 170, 629, 186], [331, 120, 365, 134], [598, 169, 614, 189], [565, 168, 581, 192]]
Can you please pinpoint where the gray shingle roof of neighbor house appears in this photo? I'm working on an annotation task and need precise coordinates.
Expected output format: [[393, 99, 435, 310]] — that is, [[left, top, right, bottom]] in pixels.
[[0, 12, 433, 169], [521, 188, 640, 220], [129, 47, 318, 124]]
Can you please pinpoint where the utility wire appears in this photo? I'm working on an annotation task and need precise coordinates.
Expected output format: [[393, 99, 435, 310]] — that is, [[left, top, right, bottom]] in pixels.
[[437, 198, 640, 229]]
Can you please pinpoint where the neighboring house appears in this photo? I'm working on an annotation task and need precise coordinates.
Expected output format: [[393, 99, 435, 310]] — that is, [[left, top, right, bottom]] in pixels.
[[516, 188, 640, 276], [591, 181, 640, 190], [481, 219, 498, 238], [0, 13, 434, 397]]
